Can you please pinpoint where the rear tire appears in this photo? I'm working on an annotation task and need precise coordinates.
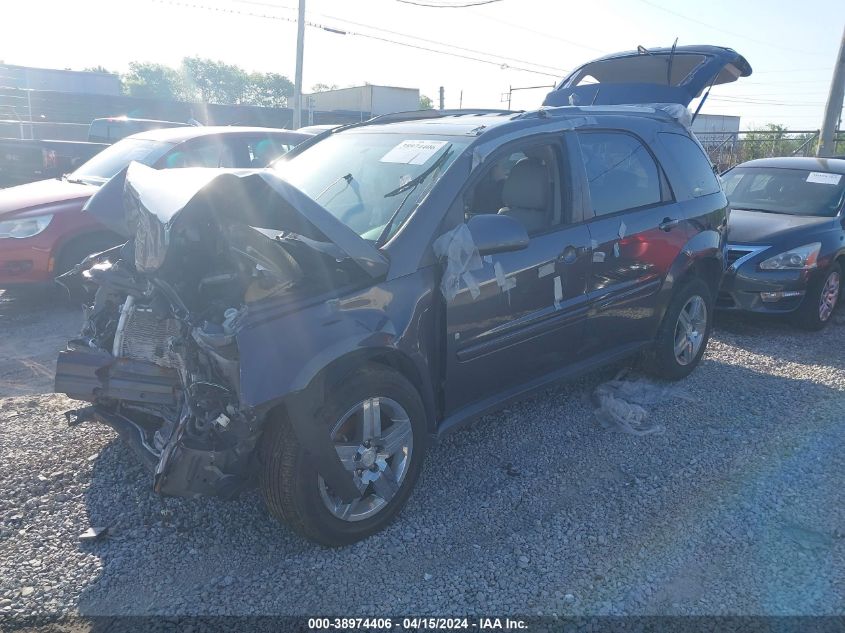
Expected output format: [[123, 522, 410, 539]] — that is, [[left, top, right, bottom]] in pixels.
[[260, 365, 427, 546], [790, 263, 841, 331], [642, 277, 713, 380]]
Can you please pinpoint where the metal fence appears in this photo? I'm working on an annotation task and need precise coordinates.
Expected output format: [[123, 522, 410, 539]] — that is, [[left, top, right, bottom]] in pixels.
[[696, 130, 845, 172]]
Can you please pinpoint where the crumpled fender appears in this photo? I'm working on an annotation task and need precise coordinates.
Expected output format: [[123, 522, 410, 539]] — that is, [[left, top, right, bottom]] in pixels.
[[236, 270, 438, 502]]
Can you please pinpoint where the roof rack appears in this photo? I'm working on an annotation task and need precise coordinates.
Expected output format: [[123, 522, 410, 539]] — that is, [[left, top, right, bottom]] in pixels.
[[283, 109, 522, 159], [363, 108, 519, 125], [512, 104, 682, 122]]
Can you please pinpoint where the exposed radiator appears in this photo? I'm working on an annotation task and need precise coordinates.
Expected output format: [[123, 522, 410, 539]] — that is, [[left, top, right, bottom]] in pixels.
[[114, 297, 185, 372]]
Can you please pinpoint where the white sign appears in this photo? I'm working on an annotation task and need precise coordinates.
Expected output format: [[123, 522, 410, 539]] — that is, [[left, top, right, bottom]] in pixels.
[[806, 171, 842, 185], [381, 140, 448, 165]]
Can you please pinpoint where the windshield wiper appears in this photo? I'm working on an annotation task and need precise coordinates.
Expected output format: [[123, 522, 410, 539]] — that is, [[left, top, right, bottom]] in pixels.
[[383, 144, 453, 198], [376, 146, 454, 246], [733, 206, 781, 214], [62, 174, 89, 185]]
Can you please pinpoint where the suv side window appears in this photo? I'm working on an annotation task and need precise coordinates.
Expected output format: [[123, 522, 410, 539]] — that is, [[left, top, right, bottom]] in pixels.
[[249, 137, 294, 167], [466, 142, 566, 235], [577, 131, 663, 216], [659, 132, 721, 197], [162, 136, 259, 169]]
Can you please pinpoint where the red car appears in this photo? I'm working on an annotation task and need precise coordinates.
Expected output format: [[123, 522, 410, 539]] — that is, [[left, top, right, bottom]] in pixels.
[[0, 126, 312, 290]]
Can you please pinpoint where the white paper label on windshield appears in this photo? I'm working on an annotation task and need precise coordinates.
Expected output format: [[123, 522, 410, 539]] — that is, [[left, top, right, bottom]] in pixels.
[[806, 171, 842, 185], [381, 140, 448, 165]]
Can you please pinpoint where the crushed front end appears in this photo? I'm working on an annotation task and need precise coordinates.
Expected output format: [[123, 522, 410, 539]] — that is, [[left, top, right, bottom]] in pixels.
[[55, 163, 384, 499], [56, 229, 268, 499]]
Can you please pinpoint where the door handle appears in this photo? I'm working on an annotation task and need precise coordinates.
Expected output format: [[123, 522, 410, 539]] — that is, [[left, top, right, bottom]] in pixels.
[[659, 217, 681, 231], [559, 245, 578, 264]]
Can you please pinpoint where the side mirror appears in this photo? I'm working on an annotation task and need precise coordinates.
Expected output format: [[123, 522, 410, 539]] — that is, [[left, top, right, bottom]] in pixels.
[[466, 214, 529, 256]]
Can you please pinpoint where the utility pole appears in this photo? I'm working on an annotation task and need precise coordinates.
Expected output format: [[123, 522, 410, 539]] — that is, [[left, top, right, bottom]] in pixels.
[[818, 24, 845, 157], [439, 86, 444, 111], [292, 0, 306, 129]]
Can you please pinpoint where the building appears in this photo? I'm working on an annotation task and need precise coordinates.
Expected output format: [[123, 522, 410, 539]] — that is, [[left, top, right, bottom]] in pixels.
[[0, 64, 122, 96], [304, 85, 420, 122], [691, 113, 741, 148]]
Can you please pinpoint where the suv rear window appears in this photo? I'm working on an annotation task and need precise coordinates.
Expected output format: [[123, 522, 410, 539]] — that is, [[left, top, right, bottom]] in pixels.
[[659, 132, 721, 197], [578, 131, 663, 216]]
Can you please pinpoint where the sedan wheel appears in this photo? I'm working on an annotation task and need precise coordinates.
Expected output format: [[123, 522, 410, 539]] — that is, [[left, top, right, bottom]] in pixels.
[[318, 397, 414, 522], [792, 262, 842, 331], [673, 295, 708, 366], [818, 270, 840, 323]]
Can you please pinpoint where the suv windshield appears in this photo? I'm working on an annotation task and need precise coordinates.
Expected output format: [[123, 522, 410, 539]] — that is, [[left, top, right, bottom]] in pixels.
[[70, 138, 175, 185], [275, 132, 469, 241], [723, 166, 845, 217]]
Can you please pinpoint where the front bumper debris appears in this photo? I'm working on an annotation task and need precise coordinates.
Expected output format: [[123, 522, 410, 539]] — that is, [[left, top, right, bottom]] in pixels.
[[718, 266, 814, 314], [56, 345, 252, 499]]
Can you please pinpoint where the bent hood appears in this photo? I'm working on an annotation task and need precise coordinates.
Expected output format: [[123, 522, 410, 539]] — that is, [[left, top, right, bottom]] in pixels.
[[0, 178, 98, 219], [83, 162, 388, 279], [544, 45, 751, 107], [727, 208, 834, 244]]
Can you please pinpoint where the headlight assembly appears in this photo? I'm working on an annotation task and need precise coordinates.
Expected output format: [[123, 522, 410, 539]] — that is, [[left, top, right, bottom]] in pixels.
[[759, 243, 821, 270], [0, 214, 55, 239]]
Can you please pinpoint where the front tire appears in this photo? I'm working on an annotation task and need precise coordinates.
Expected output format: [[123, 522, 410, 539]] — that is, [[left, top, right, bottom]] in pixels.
[[260, 365, 427, 546], [790, 263, 841, 331], [642, 277, 713, 380]]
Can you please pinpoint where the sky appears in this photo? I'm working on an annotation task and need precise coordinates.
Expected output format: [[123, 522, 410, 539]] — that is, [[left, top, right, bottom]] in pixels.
[[2, 0, 843, 130]]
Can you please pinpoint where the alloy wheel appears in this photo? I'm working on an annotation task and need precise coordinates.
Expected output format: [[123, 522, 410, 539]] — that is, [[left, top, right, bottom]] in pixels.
[[673, 295, 707, 366], [818, 271, 840, 322], [318, 397, 413, 522]]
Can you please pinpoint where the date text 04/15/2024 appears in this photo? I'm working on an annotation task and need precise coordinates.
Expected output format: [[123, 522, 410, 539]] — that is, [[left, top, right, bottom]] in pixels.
[[307, 617, 528, 630]]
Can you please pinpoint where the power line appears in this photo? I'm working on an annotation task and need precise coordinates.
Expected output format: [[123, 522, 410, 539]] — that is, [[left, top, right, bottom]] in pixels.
[[752, 68, 834, 74], [467, 9, 607, 54], [235, 0, 570, 74], [712, 91, 829, 97], [634, 0, 828, 57], [151, 0, 562, 77], [710, 100, 826, 108], [710, 94, 829, 105], [396, 0, 504, 6]]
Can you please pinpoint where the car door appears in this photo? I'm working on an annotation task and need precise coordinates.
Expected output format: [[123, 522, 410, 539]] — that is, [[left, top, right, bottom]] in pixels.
[[575, 129, 689, 352], [444, 137, 592, 414]]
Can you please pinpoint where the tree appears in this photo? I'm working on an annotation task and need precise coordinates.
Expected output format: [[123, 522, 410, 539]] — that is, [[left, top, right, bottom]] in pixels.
[[84, 65, 115, 74], [245, 72, 294, 107], [122, 58, 296, 107], [181, 57, 248, 105], [419, 95, 434, 110], [122, 62, 188, 100], [740, 123, 816, 162], [311, 83, 338, 93]]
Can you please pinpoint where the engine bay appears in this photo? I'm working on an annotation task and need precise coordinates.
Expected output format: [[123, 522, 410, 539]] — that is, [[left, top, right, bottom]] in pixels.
[[55, 171, 367, 498]]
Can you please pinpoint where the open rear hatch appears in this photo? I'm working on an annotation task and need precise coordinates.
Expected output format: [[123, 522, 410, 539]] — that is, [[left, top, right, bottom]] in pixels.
[[543, 44, 751, 108]]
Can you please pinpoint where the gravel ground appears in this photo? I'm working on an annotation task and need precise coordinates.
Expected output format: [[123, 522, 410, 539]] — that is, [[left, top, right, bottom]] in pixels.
[[0, 290, 80, 398], [0, 291, 843, 619]]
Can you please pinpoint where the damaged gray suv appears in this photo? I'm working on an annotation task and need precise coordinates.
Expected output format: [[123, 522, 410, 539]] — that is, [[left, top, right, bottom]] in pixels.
[[56, 45, 750, 545]]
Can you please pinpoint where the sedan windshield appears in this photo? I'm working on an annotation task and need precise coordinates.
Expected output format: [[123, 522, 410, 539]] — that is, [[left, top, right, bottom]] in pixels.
[[275, 132, 469, 241], [723, 166, 845, 217], [70, 138, 175, 185]]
